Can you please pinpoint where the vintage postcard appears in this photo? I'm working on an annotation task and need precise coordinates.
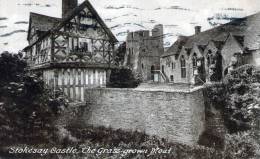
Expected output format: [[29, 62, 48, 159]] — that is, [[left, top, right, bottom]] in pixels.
[[0, 0, 259, 158]]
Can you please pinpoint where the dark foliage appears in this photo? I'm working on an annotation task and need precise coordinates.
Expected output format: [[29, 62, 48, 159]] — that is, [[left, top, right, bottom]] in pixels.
[[209, 51, 223, 82], [65, 126, 222, 159], [224, 132, 259, 159], [108, 68, 141, 88], [198, 131, 224, 150], [115, 42, 126, 66], [0, 51, 25, 85], [0, 52, 68, 146], [205, 65, 260, 133]]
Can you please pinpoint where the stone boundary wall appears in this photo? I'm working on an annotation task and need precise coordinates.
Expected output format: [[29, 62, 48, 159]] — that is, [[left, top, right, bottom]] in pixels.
[[82, 88, 205, 145]]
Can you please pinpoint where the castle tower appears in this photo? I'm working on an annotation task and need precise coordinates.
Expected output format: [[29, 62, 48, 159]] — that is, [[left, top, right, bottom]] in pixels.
[[62, 0, 78, 18], [152, 24, 164, 50], [124, 25, 164, 82]]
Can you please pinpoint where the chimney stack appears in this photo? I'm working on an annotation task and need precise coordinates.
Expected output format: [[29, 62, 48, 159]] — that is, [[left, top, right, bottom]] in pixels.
[[62, 0, 78, 18], [195, 26, 201, 35]]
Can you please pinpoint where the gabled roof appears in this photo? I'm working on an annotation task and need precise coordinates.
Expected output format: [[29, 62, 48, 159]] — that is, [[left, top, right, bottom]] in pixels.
[[185, 48, 192, 56], [163, 11, 260, 58], [27, 13, 61, 40], [212, 40, 225, 50], [53, 0, 117, 42], [24, 0, 117, 51], [189, 44, 206, 57], [161, 36, 188, 57], [226, 34, 244, 52], [233, 35, 244, 47], [198, 45, 206, 53]]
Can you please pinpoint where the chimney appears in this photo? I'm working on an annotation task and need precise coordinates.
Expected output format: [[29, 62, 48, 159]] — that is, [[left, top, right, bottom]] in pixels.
[[195, 26, 201, 35], [62, 0, 78, 18]]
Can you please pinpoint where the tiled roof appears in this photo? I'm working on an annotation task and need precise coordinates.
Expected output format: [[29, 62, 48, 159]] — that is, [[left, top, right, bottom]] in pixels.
[[163, 11, 260, 58], [27, 13, 61, 40], [30, 13, 61, 31], [161, 36, 188, 57]]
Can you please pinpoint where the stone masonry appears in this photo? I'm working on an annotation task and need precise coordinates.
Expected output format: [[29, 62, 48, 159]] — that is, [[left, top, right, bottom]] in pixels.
[[83, 88, 205, 145]]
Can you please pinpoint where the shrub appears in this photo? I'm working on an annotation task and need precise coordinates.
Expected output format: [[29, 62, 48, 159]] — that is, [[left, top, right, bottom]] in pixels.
[[205, 65, 260, 133], [107, 68, 141, 88], [0, 52, 68, 146], [224, 132, 260, 159]]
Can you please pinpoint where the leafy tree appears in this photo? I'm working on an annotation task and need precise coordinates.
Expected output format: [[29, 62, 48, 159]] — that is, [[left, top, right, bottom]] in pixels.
[[224, 65, 260, 133], [0, 52, 67, 145], [0, 51, 26, 85], [205, 65, 260, 133]]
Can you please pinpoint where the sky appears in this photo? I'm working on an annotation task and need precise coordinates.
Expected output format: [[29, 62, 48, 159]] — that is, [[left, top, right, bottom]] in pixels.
[[0, 0, 260, 52]]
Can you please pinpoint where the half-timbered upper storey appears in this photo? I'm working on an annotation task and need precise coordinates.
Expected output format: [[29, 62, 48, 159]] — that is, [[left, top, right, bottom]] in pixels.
[[23, 0, 118, 70]]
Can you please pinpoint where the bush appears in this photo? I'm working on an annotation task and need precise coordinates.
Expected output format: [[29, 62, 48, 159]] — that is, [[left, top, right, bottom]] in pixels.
[[107, 68, 141, 88], [224, 132, 260, 159], [205, 65, 260, 133], [66, 126, 222, 159], [0, 52, 68, 146]]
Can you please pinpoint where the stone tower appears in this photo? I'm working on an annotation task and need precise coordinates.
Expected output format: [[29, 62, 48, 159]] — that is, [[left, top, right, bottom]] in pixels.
[[152, 24, 164, 52], [124, 25, 164, 82], [62, 0, 78, 18]]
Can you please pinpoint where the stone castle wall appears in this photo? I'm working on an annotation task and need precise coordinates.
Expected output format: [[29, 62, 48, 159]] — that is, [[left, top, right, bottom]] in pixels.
[[82, 88, 205, 145]]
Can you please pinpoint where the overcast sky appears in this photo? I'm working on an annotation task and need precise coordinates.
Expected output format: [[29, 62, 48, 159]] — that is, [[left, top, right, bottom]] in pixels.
[[0, 0, 260, 52]]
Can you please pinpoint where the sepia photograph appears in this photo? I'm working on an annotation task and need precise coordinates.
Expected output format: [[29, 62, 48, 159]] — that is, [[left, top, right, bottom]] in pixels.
[[0, 0, 259, 158]]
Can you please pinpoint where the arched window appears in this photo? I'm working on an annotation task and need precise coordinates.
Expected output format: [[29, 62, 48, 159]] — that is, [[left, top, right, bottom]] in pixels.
[[180, 55, 186, 78], [192, 53, 197, 75]]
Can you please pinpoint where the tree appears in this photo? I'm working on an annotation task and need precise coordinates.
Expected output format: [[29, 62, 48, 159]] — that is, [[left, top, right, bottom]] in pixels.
[[107, 68, 141, 88], [0, 52, 68, 145], [205, 65, 260, 133]]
